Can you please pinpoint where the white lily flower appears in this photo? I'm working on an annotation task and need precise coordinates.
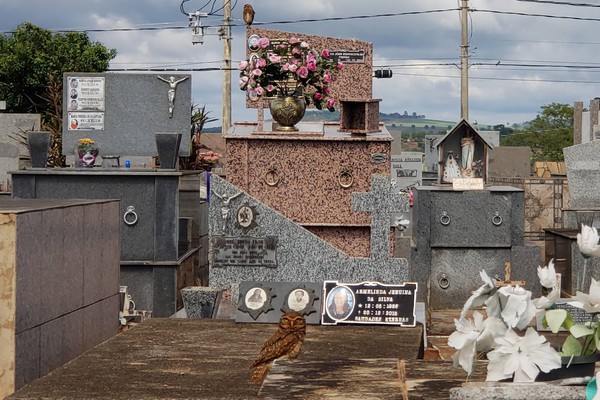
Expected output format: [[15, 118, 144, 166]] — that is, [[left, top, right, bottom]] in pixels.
[[537, 259, 557, 289], [460, 270, 498, 321], [448, 311, 507, 375], [572, 278, 600, 313], [577, 224, 600, 258], [496, 285, 536, 330], [486, 327, 561, 382]]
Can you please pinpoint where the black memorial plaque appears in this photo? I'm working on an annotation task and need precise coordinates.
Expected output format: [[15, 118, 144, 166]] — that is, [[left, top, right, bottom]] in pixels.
[[329, 50, 365, 64], [321, 281, 418, 326], [212, 235, 278, 267]]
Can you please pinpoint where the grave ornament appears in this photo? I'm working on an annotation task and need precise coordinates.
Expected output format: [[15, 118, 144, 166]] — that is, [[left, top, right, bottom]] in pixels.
[[157, 75, 189, 118], [212, 189, 242, 233]]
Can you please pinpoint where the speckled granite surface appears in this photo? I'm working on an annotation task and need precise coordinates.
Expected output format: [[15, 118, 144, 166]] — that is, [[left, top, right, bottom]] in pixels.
[[208, 175, 408, 305], [225, 122, 392, 256], [564, 140, 600, 209]]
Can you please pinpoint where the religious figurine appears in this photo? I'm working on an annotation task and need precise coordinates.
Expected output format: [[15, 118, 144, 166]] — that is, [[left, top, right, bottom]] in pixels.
[[443, 151, 460, 182], [157, 75, 189, 118], [460, 135, 475, 178], [212, 190, 242, 232]]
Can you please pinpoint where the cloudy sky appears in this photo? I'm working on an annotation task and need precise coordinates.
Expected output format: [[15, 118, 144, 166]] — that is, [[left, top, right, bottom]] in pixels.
[[2, 0, 600, 128]]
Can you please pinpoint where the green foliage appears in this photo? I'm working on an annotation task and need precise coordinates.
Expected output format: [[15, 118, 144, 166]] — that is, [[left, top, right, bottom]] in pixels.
[[0, 22, 116, 166], [501, 102, 573, 162], [179, 104, 218, 170]]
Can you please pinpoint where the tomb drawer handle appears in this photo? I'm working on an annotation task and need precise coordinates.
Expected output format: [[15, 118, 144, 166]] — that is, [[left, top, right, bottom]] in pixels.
[[439, 274, 450, 289], [123, 205, 138, 226], [492, 212, 503, 226], [440, 211, 450, 226]]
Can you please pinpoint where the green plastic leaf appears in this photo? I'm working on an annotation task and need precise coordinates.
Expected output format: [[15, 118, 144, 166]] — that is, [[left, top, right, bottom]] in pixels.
[[561, 335, 583, 356], [570, 324, 595, 338], [544, 309, 568, 333]]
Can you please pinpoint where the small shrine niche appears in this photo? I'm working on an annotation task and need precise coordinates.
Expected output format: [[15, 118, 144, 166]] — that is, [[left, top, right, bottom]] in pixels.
[[436, 119, 492, 184]]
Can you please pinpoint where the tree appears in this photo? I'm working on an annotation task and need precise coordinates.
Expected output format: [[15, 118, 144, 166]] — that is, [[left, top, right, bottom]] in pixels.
[[0, 22, 116, 165], [501, 102, 573, 161]]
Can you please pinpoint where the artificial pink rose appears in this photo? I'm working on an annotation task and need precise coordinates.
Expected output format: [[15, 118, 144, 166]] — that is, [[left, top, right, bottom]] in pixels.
[[337, 61, 344, 70], [266, 84, 276, 92], [327, 98, 335, 108], [269, 54, 281, 63], [307, 61, 316, 71], [321, 49, 330, 57], [257, 58, 266, 68], [289, 37, 300, 44], [255, 86, 264, 96], [239, 76, 249, 87], [306, 52, 316, 63], [258, 37, 270, 48], [239, 60, 248, 70], [282, 63, 290, 71], [323, 86, 331, 95], [323, 73, 331, 83], [289, 64, 298, 73], [252, 68, 262, 77], [292, 46, 302, 55], [314, 92, 323, 100], [300, 41, 309, 48], [297, 66, 309, 79]]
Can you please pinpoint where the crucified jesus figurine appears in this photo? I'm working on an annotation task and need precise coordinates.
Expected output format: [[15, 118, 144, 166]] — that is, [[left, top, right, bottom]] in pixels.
[[212, 190, 242, 232], [157, 75, 189, 118]]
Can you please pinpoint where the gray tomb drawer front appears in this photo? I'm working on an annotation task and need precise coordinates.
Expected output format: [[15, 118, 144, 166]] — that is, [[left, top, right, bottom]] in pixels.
[[429, 191, 513, 247]]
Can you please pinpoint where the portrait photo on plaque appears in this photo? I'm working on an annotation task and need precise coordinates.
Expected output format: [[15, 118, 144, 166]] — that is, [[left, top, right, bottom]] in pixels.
[[245, 287, 267, 310], [287, 289, 309, 312], [325, 285, 354, 320]]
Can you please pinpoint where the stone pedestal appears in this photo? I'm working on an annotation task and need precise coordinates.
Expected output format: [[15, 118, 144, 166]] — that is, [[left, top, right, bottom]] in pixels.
[[181, 287, 222, 318]]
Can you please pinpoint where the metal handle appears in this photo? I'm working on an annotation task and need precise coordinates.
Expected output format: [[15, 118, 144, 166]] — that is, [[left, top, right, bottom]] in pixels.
[[492, 212, 503, 226], [439, 273, 450, 289], [123, 205, 138, 226], [440, 211, 450, 226]]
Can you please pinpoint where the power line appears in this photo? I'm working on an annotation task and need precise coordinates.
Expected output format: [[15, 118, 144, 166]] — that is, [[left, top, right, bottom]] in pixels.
[[473, 8, 600, 22], [514, 0, 600, 7]]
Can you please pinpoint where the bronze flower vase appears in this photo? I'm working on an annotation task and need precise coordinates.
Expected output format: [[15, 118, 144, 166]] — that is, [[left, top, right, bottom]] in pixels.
[[269, 95, 306, 132]]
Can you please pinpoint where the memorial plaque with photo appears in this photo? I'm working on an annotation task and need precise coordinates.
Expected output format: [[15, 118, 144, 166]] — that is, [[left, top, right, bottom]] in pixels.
[[236, 282, 322, 324], [322, 281, 417, 326], [212, 235, 278, 267]]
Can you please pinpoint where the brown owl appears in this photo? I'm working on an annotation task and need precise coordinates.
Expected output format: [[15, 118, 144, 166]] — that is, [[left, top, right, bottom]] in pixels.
[[243, 4, 255, 26], [250, 311, 306, 382]]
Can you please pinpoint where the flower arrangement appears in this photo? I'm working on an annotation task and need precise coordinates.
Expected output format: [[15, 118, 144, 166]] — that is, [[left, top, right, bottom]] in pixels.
[[196, 150, 221, 166], [76, 138, 98, 153], [449, 268, 562, 382], [238, 36, 343, 111]]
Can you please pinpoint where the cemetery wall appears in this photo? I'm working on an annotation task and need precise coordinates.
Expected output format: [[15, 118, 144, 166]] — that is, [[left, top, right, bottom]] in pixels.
[[0, 199, 120, 398]]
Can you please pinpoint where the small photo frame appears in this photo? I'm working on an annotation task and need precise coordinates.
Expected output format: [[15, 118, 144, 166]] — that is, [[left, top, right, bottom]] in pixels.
[[287, 288, 309, 312], [248, 34, 260, 51], [325, 285, 354, 320], [245, 287, 267, 310], [69, 78, 78, 89]]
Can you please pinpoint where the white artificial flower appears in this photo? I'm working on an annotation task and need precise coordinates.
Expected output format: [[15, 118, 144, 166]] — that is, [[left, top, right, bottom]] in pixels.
[[577, 224, 600, 258], [537, 259, 557, 289], [486, 327, 561, 382], [572, 278, 600, 313], [496, 285, 536, 330], [460, 270, 498, 321], [448, 311, 507, 375], [533, 286, 559, 309]]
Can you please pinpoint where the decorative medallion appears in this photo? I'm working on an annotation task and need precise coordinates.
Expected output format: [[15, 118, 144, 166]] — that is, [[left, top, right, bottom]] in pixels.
[[238, 284, 275, 320], [236, 202, 258, 232]]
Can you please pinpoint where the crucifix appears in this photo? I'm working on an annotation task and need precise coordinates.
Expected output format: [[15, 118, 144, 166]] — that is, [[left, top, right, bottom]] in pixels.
[[157, 75, 189, 118], [495, 261, 526, 287], [212, 189, 242, 233], [352, 176, 408, 261]]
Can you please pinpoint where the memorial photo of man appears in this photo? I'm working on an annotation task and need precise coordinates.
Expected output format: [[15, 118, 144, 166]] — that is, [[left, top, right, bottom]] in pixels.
[[287, 289, 308, 312], [327, 286, 353, 320]]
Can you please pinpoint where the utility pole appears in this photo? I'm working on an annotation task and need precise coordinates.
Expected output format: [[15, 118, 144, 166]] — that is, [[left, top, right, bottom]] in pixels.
[[460, 0, 469, 121], [221, 0, 232, 135]]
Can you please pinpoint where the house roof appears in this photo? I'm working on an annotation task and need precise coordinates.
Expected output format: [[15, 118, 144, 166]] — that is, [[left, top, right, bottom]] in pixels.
[[435, 119, 495, 150]]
